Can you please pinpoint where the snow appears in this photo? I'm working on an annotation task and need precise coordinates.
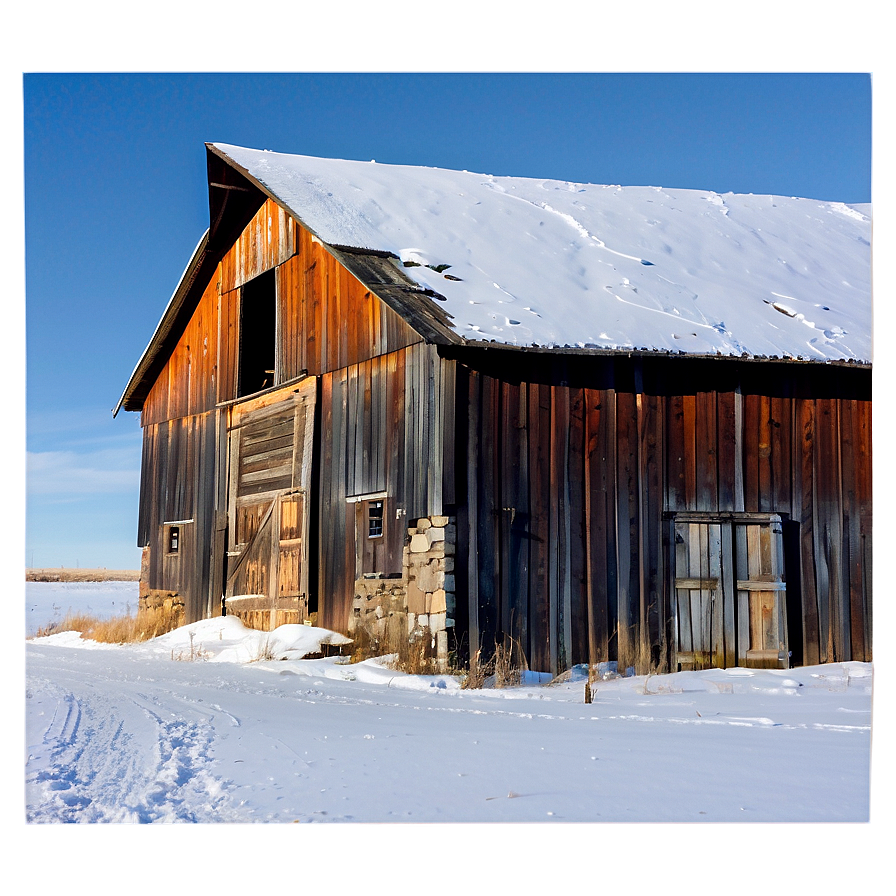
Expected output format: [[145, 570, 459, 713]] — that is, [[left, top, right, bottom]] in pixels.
[[25, 580, 139, 636], [214, 144, 871, 362], [26, 586, 871, 827]]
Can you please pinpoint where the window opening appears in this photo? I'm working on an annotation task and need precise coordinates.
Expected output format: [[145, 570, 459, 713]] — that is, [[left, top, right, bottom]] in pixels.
[[168, 526, 180, 554], [368, 501, 384, 538], [238, 268, 277, 397]]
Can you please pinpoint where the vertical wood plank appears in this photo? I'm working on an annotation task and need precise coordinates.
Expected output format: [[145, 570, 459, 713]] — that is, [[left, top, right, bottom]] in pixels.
[[716, 390, 737, 512], [615, 390, 639, 672], [720, 521, 736, 667], [682, 394, 697, 509], [528, 382, 552, 672], [568, 387, 588, 666], [743, 393, 760, 513], [466, 369, 481, 657], [550, 385, 572, 673], [733, 387, 745, 513], [758, 395, 772, 513], [797, 398, 820, 665], [696, 390, 718, 512], [477, 375, 500, 654], [665, 394, 687, 511]]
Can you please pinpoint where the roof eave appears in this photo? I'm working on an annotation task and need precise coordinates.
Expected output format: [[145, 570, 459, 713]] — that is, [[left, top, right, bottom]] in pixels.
[[443, 339, 872, 367]]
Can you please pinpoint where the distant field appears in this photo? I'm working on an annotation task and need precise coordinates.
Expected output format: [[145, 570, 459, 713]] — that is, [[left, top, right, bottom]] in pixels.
[[26, 568, 140, 583]]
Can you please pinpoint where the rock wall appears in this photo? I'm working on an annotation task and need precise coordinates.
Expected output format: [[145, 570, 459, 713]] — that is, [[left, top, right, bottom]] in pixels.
[[137, 546, 184, 616], [349, 515, 456, 670]]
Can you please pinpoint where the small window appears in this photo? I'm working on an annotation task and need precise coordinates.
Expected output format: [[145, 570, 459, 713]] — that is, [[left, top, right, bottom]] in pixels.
[[368, 501, 384, 538], [168, 526, 180, 554]]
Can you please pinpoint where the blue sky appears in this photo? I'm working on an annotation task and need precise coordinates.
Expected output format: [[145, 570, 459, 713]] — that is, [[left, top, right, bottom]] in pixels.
[[22, 72, 872, 570]]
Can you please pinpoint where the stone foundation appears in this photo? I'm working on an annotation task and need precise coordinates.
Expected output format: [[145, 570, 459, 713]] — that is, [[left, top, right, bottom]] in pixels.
[[137, 546, 184, 618], [140, 588, 185, 614], [348, 515, 456, 671]]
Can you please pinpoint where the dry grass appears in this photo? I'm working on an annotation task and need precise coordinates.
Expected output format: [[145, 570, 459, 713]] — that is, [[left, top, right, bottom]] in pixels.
[[249, 636, 276, 663], [389, 632, 444, 675], [461, 648, 490, 689], [171, 630, 211, 662], [34, 605, 183, 644], [461, 638, 526, 690], [27, 568, 140, 583], [347, 617, 446, 675]]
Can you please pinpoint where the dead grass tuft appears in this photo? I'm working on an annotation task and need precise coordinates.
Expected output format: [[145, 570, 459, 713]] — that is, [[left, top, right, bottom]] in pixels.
[[171, 630, 211, 662], [249, 636, 276, 663], [493, 642, 522, 688], [34, 604, 183, 644], [348, 616, 447, 675], [461, 637, 526, 690], [461, 648, 490, 689]]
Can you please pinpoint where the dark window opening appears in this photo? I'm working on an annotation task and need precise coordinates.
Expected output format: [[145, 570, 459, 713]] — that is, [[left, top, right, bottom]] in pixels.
[[368, 501, 384, 538], [238, 269, 277, 397], [168, 526, 180, 554]]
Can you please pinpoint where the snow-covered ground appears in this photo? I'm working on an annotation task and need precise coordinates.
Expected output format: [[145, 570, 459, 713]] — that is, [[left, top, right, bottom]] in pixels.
[[25, 584, 872, 826]]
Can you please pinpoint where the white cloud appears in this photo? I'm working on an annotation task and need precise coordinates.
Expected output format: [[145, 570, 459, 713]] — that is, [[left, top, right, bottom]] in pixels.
[[27, 448, 139, 496]]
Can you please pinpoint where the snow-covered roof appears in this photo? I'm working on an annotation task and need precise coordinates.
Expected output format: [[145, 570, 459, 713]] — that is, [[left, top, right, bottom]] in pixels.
[[213, 143, 872, 364]]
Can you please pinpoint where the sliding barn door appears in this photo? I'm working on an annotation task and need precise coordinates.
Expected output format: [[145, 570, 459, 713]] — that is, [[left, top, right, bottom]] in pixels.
[[224, 378, 316, 629], [672, 519, 730, 670], [672, 514, 788, 670], [735, 518, 789, 668]]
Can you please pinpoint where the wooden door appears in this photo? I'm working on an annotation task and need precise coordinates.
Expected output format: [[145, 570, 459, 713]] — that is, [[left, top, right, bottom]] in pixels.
[[673, 520, 729, 670], [735, 518, 789, 668], [224, 378, 316, 629], [672, 514, 787, 670]]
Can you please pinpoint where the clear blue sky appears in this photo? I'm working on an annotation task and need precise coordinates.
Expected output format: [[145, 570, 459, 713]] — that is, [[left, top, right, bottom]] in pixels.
[[23, 73, 872, 570]]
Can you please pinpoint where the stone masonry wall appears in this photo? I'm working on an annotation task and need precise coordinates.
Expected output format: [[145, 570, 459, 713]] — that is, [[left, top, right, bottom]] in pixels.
[[137, 546, 184, 616], [349, 515, 456, 670]]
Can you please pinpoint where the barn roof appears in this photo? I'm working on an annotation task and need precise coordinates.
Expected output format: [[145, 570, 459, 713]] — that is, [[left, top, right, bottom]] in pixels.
[[213, 143, 872, 364], [116, 143, 871, 415]]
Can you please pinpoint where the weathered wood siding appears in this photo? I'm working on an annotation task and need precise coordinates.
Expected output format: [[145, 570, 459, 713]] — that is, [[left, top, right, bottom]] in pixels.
[[137, 202, 428, 623], [137, 411, 219, 623], [317, 343, 455, 632], [219, 198, 297, 294], [141, 275, 221, 427], [453, 349, 871, 674]]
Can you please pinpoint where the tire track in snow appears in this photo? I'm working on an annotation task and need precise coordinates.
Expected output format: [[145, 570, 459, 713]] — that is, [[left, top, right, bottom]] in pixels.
[[26, 679, 242, 823]]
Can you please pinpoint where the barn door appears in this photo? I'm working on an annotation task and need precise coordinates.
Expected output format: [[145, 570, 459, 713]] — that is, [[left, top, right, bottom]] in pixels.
[[672, 514, 787, 670], [735, 518, 789, 668], [672, 520, 730, 670], [224, 378, 316, 630]]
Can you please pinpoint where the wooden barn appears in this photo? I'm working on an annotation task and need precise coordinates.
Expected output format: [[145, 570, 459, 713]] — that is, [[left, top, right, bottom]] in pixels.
[[116, 143, 872, 675]]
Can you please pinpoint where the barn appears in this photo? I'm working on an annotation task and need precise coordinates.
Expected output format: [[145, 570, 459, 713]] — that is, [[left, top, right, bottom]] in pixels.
[[115, 143, 872, 676]]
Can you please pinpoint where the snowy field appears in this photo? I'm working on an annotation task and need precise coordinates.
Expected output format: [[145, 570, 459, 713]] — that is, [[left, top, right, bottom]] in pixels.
[[25, 580, 140, 636], [25, 584, 873, 824]]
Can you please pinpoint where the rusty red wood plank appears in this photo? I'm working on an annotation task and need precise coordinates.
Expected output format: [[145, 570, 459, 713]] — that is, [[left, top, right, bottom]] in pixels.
[[797, 398, 820, 665], [769, 395, 792, 513], [568, 387, 588, 666], [682, 393, 697, 510], [840, 398, 865, 660], [742, 392, 760, 513], [695, 390, 718, 512], [758, 394, 772, 513], [716, 390, 737, 512], [615, 389, 639, 672]]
